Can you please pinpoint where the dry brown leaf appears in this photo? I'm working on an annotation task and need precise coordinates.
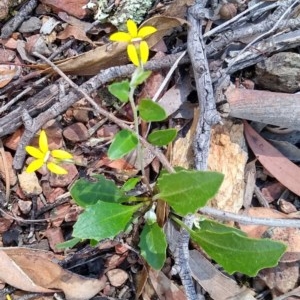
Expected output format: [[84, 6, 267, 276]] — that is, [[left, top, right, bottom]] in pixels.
[[0, 249, 56, 294], [39, 16, 187, 75], [0, 247, 105, 300], [163, 0, 195, 18], [190, 250, 256, 300], [244, 121, 300, 196], [149, 269, 187, 300], [135, 265, 149, 298], [0, 65, 17, 88], [57, 25, 94, 44]]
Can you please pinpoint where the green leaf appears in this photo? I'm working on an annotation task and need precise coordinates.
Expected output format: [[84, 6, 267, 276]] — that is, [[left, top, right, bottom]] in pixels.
[[189, 228, 286, 276], [108, 129, 138, 160], [154, 170, 224, 215], [73, 201, 142, 241], [198, 219, 247, 237], [138, 99, 167, 122], [108, 80, 130, 103], [148, 129, 177, 146], [131, 69, 151, 87], [56, 237, 81, 249], [70, 174, 128, 207], [121, 177, 141, 192], [139, 222, 167, 270]]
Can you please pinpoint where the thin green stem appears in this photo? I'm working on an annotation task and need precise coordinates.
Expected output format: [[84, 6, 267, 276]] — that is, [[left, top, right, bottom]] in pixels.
[[128, 71, 143, 172]]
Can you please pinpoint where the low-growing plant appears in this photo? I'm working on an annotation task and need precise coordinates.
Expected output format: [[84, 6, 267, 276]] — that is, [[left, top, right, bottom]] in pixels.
[[24, 19, 286, 289], [56, 20, 286, 277]]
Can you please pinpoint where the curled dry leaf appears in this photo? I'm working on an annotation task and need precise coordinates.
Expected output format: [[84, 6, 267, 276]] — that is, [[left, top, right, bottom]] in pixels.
[[38, 16, 188, 75], [0, 247, 105, 300]]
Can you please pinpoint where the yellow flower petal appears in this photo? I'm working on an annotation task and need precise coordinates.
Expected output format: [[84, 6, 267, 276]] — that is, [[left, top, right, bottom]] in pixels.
[[39, 130, 48, 154], [26, 159, 44, 173], [51, 149, 73, 160], [25, 146, 44, 159], [47, 162, 68, 175], [127, 20, 138, 38], [127, 44, 140, 66], [140, 41, 149, 64], [110, 32, 132, 42], [138, 26, 157, 38]]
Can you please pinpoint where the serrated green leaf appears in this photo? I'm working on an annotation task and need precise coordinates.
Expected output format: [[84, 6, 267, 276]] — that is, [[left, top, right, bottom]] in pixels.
[[131, 69, 151, 87], [108, 81, 130, 103], [198, 219, 247, 237], [108, 129, 138, 160], [138, 99, 167, 122], [121, 177, 141, 192], [154, 170, 224, 215], [73, 201, 142, 241], [70, 174, 128, 207], [148, 129, 177, 146], [56, 237, 81, 249], [189, 229, 286, 276], [139, 222, 167, 270]]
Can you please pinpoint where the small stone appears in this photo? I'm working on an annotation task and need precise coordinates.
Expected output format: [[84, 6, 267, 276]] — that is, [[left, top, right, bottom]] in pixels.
[[107, 269, 128, 287], [73, 109, 90, 123], [18, 171, 42, 196], [18, 17, 42, 33], [49, 163, 78, 187], [63, 123, 89, 142], [47, 187, 65, 203], [18, 200, 32, 214]]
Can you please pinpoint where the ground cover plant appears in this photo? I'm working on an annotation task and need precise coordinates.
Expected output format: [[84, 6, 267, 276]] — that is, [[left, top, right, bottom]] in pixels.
[[1, 0, 300, 299]]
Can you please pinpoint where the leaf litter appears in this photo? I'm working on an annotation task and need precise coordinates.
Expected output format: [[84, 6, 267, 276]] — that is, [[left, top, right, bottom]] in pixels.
[[0, 0, 300, 299]]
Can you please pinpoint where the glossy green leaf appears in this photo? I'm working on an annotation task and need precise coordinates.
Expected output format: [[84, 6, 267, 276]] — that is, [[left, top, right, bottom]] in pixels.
[[108, 80, 130, 103], [121, 177, 141, 192], [56, 237, 81, 249], [131, 69, 151, 87], [198, 219, 247, 237], [139, 222, 167, 270], [189, 228, 286, 276], [154, 170, 224, 215], [73, 201, 142, 241], [70, 174, 128, 207], [138, 99, 167, 122], [148, 129, 177, 146], [108, 129, 138, 160]]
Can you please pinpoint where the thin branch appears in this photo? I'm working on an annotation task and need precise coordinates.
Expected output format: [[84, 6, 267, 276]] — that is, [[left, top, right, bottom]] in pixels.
[[200, 206, 300, 228]]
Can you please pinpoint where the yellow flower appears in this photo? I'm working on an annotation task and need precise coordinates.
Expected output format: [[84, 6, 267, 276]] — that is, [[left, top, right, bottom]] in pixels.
[[25, 130, 73, 175], [110, 20, 157, 67]]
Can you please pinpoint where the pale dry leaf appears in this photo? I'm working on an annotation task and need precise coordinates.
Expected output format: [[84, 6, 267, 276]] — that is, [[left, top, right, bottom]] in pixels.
[[1, 247, 105, 300], [0, 65, 17, 88], [0, 249, 56, 294]]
